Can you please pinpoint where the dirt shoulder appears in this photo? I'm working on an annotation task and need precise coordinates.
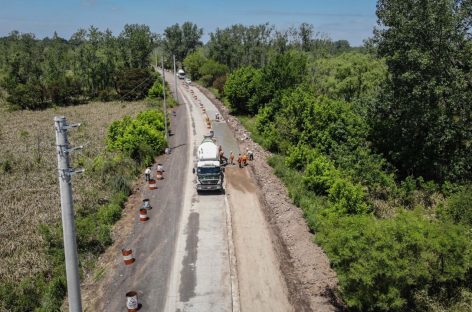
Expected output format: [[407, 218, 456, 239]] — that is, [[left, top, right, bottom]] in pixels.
[[197, 86, 342, 311], [226, 166, 293, 312]]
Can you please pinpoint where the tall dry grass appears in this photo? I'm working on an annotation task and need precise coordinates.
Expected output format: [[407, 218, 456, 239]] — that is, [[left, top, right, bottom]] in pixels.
[[0, 100, 149, 283]]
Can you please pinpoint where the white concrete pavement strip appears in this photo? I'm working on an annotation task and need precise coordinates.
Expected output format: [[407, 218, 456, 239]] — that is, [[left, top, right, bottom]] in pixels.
[[164, 80, 236, 312]]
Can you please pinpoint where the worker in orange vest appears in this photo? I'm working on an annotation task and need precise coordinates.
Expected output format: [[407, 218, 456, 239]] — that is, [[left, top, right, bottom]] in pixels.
[[237, 154, 242, 168], [242, 153, 248, 166]]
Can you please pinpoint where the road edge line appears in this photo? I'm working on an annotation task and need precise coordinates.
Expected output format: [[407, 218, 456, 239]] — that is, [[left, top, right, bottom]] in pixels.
[[224, 188, 241, 312]]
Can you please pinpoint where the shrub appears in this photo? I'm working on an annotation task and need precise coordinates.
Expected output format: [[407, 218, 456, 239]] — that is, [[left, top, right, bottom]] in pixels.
[[107, 110, 167, 163], [327, 178, 370, 215], [442, 186, 472, 227], [98, 203, 122, 225], [1, 158, 13, 173], [316, 211, 472, 312], [183, 48, 207, 80], [198, 59, 228, 87], [302, 154, 340, 194], [147, 80, 164, 99], [108, 174, 131, 195], [98, 88, 117, 102], [212, 75, 227, 96], [285, 144, 320, 171]]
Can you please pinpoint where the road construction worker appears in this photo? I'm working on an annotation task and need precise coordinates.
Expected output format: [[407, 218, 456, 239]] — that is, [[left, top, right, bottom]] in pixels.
[[247, 148, 254, 161], [229, 151, 234, 165], [144, 167, 151, 181], [242, 153, 248, 166], [237, 154, 242, 168], [156, 164, 165, 180], [220, 150, 228, 164]]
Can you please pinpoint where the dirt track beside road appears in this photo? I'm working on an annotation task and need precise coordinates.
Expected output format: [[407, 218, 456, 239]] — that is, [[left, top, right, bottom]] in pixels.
[[226, 167, 293, 312], [198, 86, 342, 311]]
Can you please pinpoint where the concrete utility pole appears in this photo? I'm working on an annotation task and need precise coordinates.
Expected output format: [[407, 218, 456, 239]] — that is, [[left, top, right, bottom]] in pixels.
[[161, 56, 169, 142], [54, 116, 83, 312], [173, 54, 178, 104]]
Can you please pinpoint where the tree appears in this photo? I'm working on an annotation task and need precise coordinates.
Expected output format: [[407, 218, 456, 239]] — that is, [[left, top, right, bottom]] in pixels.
[[163, 24, 182, 62], [119, 24, 156, 69], [183, 48, 207, 80], [198, 59, 228, 87], [372, 0, 472, 181], [163, 22, 202, 64], [2, 32, 46, 109], [297, 23, 314, 52], [208, 24, 274, 69], [115, 68, 155, 100], [310, 52, 387, 102], [181, 22, 203, 59], [252, 50, 308, 112], [224, 66, 262, 115]]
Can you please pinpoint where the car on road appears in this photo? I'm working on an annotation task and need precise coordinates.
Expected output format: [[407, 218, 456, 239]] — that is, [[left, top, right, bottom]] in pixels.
[[185, 78, 192, 85]]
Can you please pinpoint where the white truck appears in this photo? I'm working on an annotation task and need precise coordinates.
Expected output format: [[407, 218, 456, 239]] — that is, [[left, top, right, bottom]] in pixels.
[[177, 69, 185, 79], [193, 136, 224, 192]]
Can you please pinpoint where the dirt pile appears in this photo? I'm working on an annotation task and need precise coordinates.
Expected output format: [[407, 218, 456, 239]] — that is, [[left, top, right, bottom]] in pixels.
[[197, 86, 343, 311]]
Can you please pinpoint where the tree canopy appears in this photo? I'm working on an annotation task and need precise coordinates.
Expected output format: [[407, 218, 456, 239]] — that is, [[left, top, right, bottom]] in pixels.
[[371, 0, 472, 182]]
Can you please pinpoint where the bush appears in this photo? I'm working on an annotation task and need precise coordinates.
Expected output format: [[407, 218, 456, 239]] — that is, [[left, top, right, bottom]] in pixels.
[[198, 59, 228, 87], [183, 48, 207, 80], [285, 144, 318, 171], [98, 87, 117, 102], [442, 186, 472, 227], [212, 75, 226, 96], [302, 153, 340, 194], [327, 178, 370, 215], [147, 80, 164, 99], [1, 158, 13, 173], [107, 110, 167, 163], [316, 211, 472, 312]]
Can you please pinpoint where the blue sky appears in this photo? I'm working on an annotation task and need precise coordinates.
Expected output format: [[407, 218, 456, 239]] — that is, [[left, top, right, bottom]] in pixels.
[[0, 0, 378, 46]]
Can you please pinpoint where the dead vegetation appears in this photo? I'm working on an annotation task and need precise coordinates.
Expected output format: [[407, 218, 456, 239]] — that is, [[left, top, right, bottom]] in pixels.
[[0, 100, 149, 283]]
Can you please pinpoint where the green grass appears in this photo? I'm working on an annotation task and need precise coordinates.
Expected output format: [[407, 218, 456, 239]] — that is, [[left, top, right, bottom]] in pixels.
[[267, 155, 329, 231], [238, 115, 268, 154]]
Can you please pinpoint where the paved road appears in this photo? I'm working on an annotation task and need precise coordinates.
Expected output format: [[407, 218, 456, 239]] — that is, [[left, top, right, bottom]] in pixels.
[[164, 75, 239, 312], [96, 80, 189, 311], [95, 71, 239, 311]]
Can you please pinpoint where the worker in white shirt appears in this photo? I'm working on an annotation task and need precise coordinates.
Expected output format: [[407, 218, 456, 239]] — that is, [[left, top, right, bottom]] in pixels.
[[144, 167, 151, 181]]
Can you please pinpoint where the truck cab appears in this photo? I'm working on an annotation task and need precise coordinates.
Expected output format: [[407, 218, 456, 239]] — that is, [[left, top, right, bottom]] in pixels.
[[194, 136, 224, 192]]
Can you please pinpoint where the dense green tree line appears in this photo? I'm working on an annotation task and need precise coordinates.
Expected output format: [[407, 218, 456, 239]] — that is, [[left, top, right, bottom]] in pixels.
[[219, 1, 472, 310], [0, 25, 166, 109]]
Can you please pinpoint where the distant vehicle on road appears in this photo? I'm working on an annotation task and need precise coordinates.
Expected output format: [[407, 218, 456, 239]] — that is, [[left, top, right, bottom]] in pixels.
[[185, 78, 192, 85], [177, 69, 185, 79], [193, 136, 224, 192]]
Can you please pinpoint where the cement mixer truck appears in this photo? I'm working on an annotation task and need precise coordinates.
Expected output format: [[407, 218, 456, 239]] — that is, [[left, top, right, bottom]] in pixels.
[[193, 136, 224, 192]]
